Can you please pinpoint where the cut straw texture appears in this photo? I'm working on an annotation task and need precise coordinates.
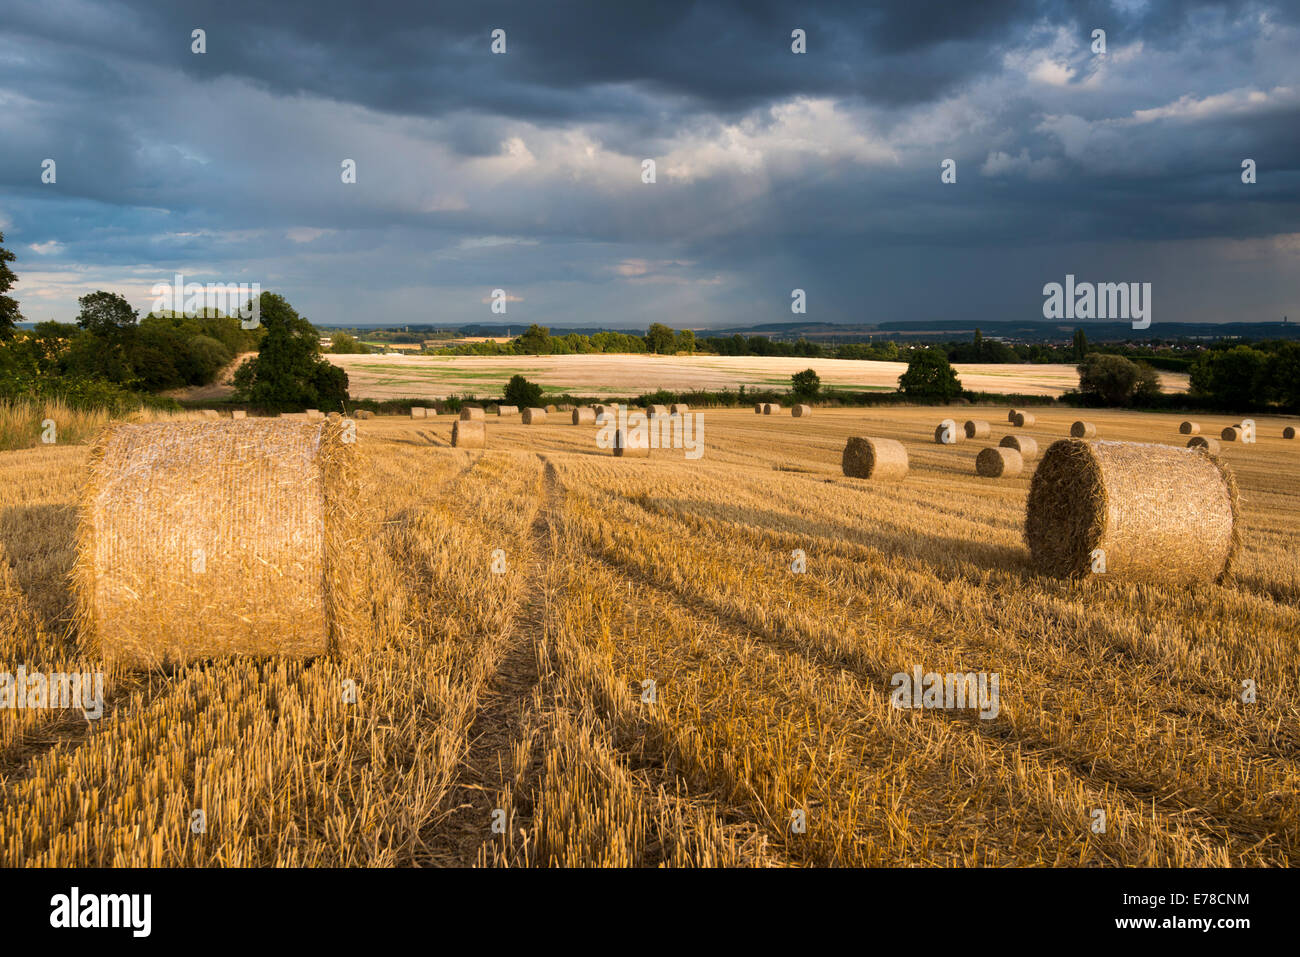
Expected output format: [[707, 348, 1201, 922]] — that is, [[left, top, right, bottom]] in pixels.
[[460, 407, 485, 421], [842, 437, 908, 481], [1070, 420, 1097, 438], [791, 404, 812, 417], [522, 407, 547, 424], [999, 434, 1038, 460], [964, 420, 990, 439], [1025, 439, 1239, 584], [1188, 436, 1220, 453], [1180, 421, 1200, 435], [497, 405, 519, 416], [572, 407, 596, 425], [452, 420, 485, 448], [977, 446, 1023, 477], [614, 428, 650, 458], [73, 419, 363, 669], [1012, 411, 1036, 427]]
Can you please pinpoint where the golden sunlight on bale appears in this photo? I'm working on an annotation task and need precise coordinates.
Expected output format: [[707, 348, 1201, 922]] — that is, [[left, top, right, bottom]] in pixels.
[[964, 419, 990, 439], [460, 406, 485, 421], [1221, 426, 1240, 442], [1188, 436, 1220, 453], [763, 403, 779, 415], [201, 409, 219, 420], [614, 428, 650, 458], [1012, 411, 1036, 427], [1008, 409, 1022, 423], [572, 407, 596, 425], [792, 404, 812, 417], [1025, 439, 1239, 584], [306, 409, 324, 421], [670, 403, 689, 415], [1180, 421, 1200, 435], [545, 404, 558, 414], [452, 420, 486, 448], [842, 436, 908, 481], [1070, 420, 1096, 438], [648, 404, 669, 417], [934, 419, 959, 444], [73, 419, 363, 669], [754, 403, 764, 413], [999, 434, 1038, 460], [354, 410, 374, 419], [231, 410, 247, 420], [977, 446, 1022, 477], [410, 407, 427, 419], [522, 407, 547, 424]]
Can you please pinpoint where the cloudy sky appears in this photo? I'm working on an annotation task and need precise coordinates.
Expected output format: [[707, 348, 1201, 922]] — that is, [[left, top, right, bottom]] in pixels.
[[1, 0, 1297, 329]]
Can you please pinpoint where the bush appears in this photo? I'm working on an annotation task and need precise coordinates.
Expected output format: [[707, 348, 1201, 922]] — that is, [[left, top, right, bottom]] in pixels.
[[898, 348, 962, 401], [503, 374, 544, 408], [791, 368, 821, 400]]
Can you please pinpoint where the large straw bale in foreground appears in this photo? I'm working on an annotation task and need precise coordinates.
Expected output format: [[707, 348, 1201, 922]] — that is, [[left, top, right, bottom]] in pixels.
[[648, 404, 669, 417], [842, 437, 908, 480], [522, 407, 547, 424], [452, 420, 486, 448], [1179, 421, 1200, 435], [1070, 420, 1096, 438], [74, 420, 362, 668], [999, 434, 1038, 460], [572, 407, 596, 425], [977, 446, 1022, 477], [964, 420, 990, 439], [1025, 439, 1238, 584]]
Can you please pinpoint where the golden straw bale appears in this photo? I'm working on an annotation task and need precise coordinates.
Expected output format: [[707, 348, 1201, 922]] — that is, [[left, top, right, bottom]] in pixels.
[[1008, 409, 1022, 423], [1188, 436, 1220, 452], [354, 410, 374, 420], [201, 409, 219, 420], [841, 437, 908, 480], [999, 434, 1039, 460], [1025, 439, 1238, 584], [792, 404, 812, 417], [452, 420, 486, 448], [305, 409, 323, 420], [1179, 421, 1200, 435], [1012, 411, 1036, 427], [934, 419, 959, 445], [1221, 426, 1240, 442], [964, 419, 990, 439], [670, 403, 689, 415], [231, 410, 247, 420], [763, 403, 779, 415], [614, 428, 650, 458], [648, 404, 669, 417], [1070, 420, 1097, 438], [460, 406, 485, 421], [572, 407, 596, 425], [522, 407, 547, 424], [410, 407, 427, 419], [1283, 426, 1296, 439], [73, 419, 363, 668], [977, 446, 1023, 477], [754, 403, 764, 414]]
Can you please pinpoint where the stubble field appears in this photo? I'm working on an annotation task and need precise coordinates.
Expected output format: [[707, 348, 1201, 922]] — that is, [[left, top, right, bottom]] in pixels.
[[0, 405, 1296, 866]]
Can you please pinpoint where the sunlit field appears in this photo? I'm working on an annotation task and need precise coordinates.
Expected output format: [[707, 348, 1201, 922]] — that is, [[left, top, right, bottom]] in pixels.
[[1, 406, 1295, 866]]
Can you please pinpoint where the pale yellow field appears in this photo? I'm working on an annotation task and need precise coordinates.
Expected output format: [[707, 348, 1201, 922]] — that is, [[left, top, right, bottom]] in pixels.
[[0, 406, 1295, 866], [328, 353, 1191, 400]]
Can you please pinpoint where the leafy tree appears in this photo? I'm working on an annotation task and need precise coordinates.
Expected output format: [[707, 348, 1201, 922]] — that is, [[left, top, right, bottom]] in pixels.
[[1077, 353, 1143, 405], [503, 373, 544, 408], [1072, 328, 1089, 361], [645, 323, 675, 354], [231, 292, 347, 407], [517, 324, 552, 355], [329, 332, 364, 354], [791, 368, 821, 400], [76, 290, 138, 338], [0, 232, 21, 340], [675, 328, 695, 354], [1189, 345, 1268, 410], [1264, 342, 1300, 407], [898, 348, 962, 401]]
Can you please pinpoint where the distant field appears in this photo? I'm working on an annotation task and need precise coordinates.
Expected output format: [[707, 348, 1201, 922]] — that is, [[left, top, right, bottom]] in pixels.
[[328, 353, 1191, 400]]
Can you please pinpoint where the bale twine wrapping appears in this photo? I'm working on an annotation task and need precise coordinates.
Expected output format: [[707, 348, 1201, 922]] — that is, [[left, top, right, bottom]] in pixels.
[[497, 405, 519, 415], [460, 407, 485, 421], [74, 419, 362, 668], [1284, 426, 1296, 440], [614, 428, 650, 458], [977, 446, 1023, 477], [964, 420, 991, 439], [522, 407, 547, 424], [792, 404, 812, 417], [670, 403, 689, 415], [1179, 421, 1200, 435], [1012, 411, 1036, 428], [842, 437, 908, 481], [572, 407, 596, 425], [1070, 420, 1096, 438], [999, 434, 1039, 460], [410, 407, 427, 419], [231, 410, 247, 420], [452, 420, 486, 448], [1025, 439, 1239, 584], [1188, 436, 1220, 453], [1221, 426, 1240, 442], [934, 419, 959, 445]]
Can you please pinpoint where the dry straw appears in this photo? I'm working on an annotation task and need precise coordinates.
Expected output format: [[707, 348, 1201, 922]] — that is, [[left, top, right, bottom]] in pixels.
[[1070, 420, 1096, 438], [999, 434, 1038, 460], [572, 407, 596, 425], [1188, 436, 1220, 453], [306, 409, 323, 420], [792, 404, 812, 417], [754, 403, 764, 414], [1284, 426, 1296, 439], [1012, 411, 1036, 427], [522, 407, 547, 424], [648, 404, 669, 417], [545, 404, 558, 413], [764, 403, 778, 415], [842, 437, 908, 480], [670, 403, 689, 415], [452, 420, 486, 448], [1008, 409, 1024, 423], [1179, 421, 1200, 435], [354, 410, 374, 420], [460, 407, 485, 421], [1025, 439, 1239, 584], [74, 419, 364, 669], [977, 446, 1023, 477], [964, 419, 991, 439], [231, 410, 247, 420], [410, 407, 427, 419], [934, 419, 959, 444], [201, 409, 219, 420], [614, 428, 650, 458], [1221, 426, 1240, 441]]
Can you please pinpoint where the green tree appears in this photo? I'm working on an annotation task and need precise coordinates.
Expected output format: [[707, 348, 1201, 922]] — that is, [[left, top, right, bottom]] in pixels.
[[231, 292, 347, 407], [675, 328, 696, 354], [517, 324, 552, 355], [1071, 328, 1089, 361], [503, 373, 544, 408], [791, 368, 821, 400], [1264, 342, 1300, 407], [898, 348, 962, 401], [1077, 353, 1143, 406], [1189, 345, 1268, 410], [329, 331, 363, 354], [0, 231, 21, 340], [76, 290, 138, 338], [645, 323, 675, 354]]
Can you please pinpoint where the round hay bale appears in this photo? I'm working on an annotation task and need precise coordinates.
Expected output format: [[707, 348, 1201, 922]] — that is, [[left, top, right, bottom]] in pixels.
[[460, 407, 485, 422], [792, 404, 812, 417], [614, 428, 650, 458], [354, 410, 374, 420], [1179, 421, 1200, 435], [977, 446, 1023, 477], [497, 405, 519, 416], [670, 403, 689, 415], [999, 434, 1039, 460], [1188, 436, 1220, 453], [522, 407, 547, 424], [763, 403, 778, 415], [1008, 409, 1020, 423], [452, 420, 486, 448], [1283, 426, 1296, 439], [1025, 439, 1239, 584], [1221, 426, 1240, 442], [200, 409, 220, 420], [572, 407, 596, 425], [231, 410, 247, 420], [410, 407, 427, 419], [1070, 420, 1096, 438], [648, 404, 669, 417], [305, 409, 324, 421], [486, 404, 500, 415], [964, 419, 991, 439], [934, 419, 959, 445], [73, 419, 363, 668], [841, 437, 908, 481], [1012, 411, 1036, 428], [754, 403, 764, 414], [545, 404, 558, 414]]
